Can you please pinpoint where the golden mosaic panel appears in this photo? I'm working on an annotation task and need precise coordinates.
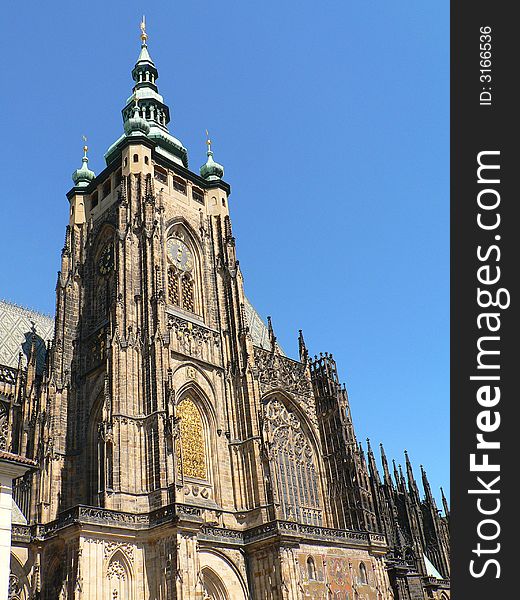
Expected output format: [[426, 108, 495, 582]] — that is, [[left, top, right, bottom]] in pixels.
[[177, 398, 207, 479]]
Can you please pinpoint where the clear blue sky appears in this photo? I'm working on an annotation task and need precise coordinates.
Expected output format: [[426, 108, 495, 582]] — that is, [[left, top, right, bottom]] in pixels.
[[0, 2, 449, 502]]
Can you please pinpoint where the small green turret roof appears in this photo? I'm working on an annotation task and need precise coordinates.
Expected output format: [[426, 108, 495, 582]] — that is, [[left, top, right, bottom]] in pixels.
[[72, 144, 95, 188], [200, 134, 224, 181]]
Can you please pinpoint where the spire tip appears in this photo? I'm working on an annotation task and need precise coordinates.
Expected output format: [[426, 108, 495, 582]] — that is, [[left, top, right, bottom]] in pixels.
[[140, 15, 148, 46]]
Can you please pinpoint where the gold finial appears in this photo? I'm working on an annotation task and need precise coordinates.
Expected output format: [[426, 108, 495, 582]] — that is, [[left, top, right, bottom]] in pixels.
[[140, 15, 148, 45], [205, 129, 212, 153], [82, 135, 88, 157]]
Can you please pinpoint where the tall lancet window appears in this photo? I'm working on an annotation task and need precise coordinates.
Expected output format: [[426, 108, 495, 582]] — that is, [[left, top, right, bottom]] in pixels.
[[166, 234, 198, 315], [176, 398, 207, 480], [263, 398, 322, 526], [93, 237, 115, 324]]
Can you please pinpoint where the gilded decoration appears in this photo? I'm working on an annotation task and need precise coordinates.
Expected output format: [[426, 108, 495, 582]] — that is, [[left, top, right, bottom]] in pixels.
[[177, 398, 207, 479]]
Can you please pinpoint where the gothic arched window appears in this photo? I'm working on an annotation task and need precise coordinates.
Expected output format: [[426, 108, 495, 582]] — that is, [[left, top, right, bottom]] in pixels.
[[307, 556, 317, 580], [359, 562, 368, 585], [106, 551, 132, 600], [176, 398, 207, 480], [166, 233, 199, 315], [92, 236, 115, 325], [263, 398, 322, 525]]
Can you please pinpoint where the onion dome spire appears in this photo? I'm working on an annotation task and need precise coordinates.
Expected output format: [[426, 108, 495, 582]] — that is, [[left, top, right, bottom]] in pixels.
[[200, 130, 224, 180], [106, 18, 188, 167], [72, 139, 95, 187]]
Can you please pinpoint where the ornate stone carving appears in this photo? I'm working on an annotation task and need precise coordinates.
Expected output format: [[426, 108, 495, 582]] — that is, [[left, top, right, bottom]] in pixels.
[[106, 560, 126, 580], [0, 401, 9, 450], [253, 348, 317, 427], [8, 573, 23, 600], [0, 365, 17, 385], [104, 541, 135, 563], [167, 314, 220, 360]]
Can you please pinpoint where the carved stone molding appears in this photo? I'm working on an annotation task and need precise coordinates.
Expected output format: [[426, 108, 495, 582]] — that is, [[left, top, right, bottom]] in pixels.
[[253, 348, 317, 427], [104, 541, 135, 563], [167, 314, 220, 361]]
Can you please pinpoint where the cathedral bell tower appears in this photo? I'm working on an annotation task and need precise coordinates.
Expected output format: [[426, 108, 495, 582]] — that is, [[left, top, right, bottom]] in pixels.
[[14, 19, 398, 600]]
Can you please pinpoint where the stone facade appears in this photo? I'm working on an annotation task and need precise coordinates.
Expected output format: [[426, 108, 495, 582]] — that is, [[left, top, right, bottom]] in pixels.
[[0, 26, 449, 600]]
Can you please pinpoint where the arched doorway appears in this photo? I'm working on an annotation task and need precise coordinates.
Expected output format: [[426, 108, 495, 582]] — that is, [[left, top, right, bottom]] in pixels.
[[198, 551, 247, 600]]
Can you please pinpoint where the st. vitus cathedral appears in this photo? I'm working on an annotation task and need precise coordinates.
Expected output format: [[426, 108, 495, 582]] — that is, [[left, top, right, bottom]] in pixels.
[[0, 22, 450, 600]]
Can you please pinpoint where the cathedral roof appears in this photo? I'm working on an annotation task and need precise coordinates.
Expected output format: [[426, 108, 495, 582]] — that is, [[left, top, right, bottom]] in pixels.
[[244, 297, 284, 355], [244, 297, 270, 351], [0, 300, 54, 374]]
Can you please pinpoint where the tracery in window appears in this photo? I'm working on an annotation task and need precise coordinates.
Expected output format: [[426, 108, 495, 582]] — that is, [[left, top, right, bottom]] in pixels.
[[263, 398, 322, 525], [93, 237, 115, 324], [106, 551, 132, 600], [166, 231, 200, 315], [181, 275, 194, 312], [176, 398, 207, 479], [168, 268, 180, 305]]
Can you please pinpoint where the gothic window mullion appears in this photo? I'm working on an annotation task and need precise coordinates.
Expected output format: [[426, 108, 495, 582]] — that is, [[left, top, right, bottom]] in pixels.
[[166, 236, 197, 314], [168, 267, 180, 305], [266, 398, 322, 526]]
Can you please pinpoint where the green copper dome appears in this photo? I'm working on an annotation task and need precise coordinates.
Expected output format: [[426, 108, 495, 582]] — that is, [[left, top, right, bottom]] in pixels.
[[124, 103, 151, 136], [200, 138, 224, 181], [72, 149, 95, 188]]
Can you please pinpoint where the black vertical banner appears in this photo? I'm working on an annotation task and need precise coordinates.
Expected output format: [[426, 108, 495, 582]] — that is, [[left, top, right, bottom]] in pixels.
[[451, 3, 516, 598]]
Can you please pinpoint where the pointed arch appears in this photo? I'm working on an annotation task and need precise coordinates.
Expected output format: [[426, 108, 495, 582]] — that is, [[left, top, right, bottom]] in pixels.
[[359, 561, 368, 585], [87, 389, 113, 506], [165, 219, 204, 317], [106, 550, 134, 600], [42, 553, 65, 600], [201, 567, 229, 600], [261, 393, 324, 525], [91, 224, 116, 326], [174, 376, 219, 429], [176, 397, 207, 479], [306, 556, 317, 581], [198, 550, 247, 600], [172, 372, 221, 502], [261, 388, 323, 454]]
